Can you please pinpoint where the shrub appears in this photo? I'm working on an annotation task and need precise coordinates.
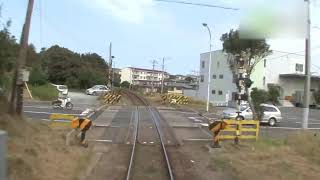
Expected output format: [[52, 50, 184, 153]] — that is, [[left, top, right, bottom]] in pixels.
[[120, 81, 130, 89], [29, 84, 58, 101], [268, 87, 280, 104]]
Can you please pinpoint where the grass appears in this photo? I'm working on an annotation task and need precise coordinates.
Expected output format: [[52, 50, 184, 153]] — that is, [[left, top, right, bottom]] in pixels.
[[0, 113, 93, 180], [208, 132, 320, 180], [29, 83, 58, 101]]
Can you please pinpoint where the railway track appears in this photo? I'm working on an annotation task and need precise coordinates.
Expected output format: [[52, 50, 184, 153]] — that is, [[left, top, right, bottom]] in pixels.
[[122, 90, 175, 180]]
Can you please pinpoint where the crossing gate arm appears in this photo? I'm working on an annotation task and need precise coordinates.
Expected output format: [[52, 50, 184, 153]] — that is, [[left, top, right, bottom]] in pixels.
[[49, 114, 75, 127]]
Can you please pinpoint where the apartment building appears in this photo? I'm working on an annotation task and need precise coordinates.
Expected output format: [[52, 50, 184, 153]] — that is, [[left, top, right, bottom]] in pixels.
[[120, 67, 170, 87]]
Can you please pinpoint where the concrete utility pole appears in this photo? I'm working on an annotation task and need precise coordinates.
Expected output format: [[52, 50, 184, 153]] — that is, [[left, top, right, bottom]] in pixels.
[[10, 0, 34, 115], [161, 58, 166, 94], [202, 23, 212, 112], [108, 42, 112, 88], [151, 60, 158, 93], [302, 0, 311, 129]]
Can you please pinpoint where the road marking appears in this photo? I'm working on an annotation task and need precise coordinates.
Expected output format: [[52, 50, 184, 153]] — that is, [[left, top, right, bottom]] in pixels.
[[24, 105, 83, 110], [286, 117, 298, 120], [183, 139, 212, 141], [159, 110, 198, 114], [94, 124, 110, 127], [24, 111, 80, 116], [261, 126, 320, 130], [295, 122, 320, 125], [89, 139, 113, 143]]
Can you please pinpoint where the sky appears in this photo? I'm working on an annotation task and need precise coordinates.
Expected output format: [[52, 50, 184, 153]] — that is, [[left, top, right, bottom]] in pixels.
[[0, 0, 320, 75]]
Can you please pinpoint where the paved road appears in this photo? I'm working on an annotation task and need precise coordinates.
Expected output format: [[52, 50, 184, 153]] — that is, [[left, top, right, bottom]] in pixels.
[[23, 92, 100, 120], [171, 106, 320, 129], [278, 107, 320, 129]]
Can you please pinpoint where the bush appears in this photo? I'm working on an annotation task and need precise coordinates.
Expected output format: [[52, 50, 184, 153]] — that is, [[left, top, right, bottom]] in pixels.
[[29, 67, 47, 86], [268, 87, 280, 104], [29, 84, 58, 101], [314, 90, 320, 104], [120, 81, 130, 88], [250, 88, 269, 119]]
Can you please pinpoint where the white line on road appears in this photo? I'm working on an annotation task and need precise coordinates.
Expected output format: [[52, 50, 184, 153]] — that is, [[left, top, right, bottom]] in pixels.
[[24, 105, 83, 110], [295, 122, 320, 125], [261, 126, 320, 130], [286, 117, 298, 120], [24, 110, 80, 116]]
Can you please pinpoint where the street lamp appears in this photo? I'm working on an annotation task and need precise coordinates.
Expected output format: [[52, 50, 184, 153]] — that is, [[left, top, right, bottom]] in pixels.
[[202, 23, 212, 112]]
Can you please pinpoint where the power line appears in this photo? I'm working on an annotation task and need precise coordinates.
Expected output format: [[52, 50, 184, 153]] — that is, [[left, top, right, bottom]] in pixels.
[[154, 0, 239, 10], [268, 47, 320, 61]]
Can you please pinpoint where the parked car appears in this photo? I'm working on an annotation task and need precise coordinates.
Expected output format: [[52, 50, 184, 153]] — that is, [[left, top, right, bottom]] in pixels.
[[52, 84, 68, 95], [56, 85, 69, 95], [223, 104, 282, 126], [86, 85, 109, 95]]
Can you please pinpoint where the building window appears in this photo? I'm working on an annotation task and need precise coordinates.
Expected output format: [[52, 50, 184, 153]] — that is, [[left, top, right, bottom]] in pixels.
[[201, 61, 205, 68], [296, 63, 303, 72], [200, 75, 204, 82], [217, 61, 220, 68], [264, 59, 266, 67], [212, 75, 216, 79], [263, 76, 266, 86], [219, 74, 224, 79], [212, 90, 216, 94], [218, 90, 223, 95]]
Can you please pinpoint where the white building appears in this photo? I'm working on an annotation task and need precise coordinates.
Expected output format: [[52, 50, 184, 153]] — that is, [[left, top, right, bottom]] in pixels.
[[120, 67, 170, 87], [198, 50, 237, 106], [250, 51, 320, 104], [197, 50, 320, 107]]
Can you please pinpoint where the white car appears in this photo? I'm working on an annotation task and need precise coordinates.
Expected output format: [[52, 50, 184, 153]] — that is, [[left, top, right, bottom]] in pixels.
[[86, 85, 110, 96], [52, 84, 68, 95], [223, 104, 282, 126]]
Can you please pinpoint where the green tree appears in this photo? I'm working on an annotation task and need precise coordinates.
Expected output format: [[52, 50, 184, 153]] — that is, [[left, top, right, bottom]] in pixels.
[[268, 87, 280, 105], [313, 90, 320, 104], [221, 29, 272, 119], [250, 88, 269, 119], [29, 67, 47, 86], [120, 81, 130, 89]]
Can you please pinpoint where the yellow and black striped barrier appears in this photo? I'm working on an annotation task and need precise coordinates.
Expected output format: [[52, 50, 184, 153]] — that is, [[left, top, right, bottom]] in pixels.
[[104, 91, 122, 104], [209, 119, 260, 148], [161, 94, 189, 105]]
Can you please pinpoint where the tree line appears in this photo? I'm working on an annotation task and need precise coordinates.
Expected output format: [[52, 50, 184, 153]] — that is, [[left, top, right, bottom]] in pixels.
[[0, 18, 109, 95]]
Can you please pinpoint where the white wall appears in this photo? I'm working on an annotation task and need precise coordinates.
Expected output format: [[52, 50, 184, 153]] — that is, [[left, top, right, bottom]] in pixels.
[[120, 68, 132, 83], [251, 52, 305, 91], [199, 50, 237, 106]]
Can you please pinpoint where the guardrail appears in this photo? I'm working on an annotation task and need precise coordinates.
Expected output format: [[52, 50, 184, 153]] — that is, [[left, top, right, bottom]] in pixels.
[[209, 120, 260, 147], [0, 130, 7, 180]]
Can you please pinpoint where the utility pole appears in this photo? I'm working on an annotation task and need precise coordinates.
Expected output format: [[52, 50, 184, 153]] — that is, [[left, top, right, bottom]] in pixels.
[[302, 0, 311, 129], [9, 0, 34, 115], [161, 58, 165, 94], [151, 60, 158, 93], [108, 42, 113, 88]]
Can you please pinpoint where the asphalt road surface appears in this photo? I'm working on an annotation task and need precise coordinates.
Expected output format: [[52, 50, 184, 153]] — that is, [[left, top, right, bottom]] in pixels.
[[278, 107, 320, 129], [174, 106, 320, 129], [23, 92, 100, 121]]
